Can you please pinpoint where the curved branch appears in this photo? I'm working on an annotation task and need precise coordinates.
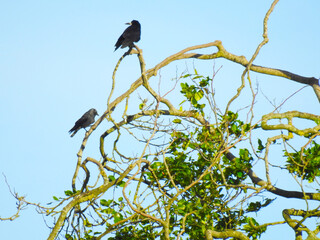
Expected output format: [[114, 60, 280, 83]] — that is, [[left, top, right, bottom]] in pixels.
[[48, 161, 137, 240], [81, 38, 320, 165], [0, 174, 27, 221], [262, 111, 320, 136], [225, 0, 279, 113], [99, 109, 208, 162], [225, 152, 320, 201], [206, 229, 250, 240], [282, 209, 320, 239], [76, 39, 320, 190], [180, 43, 319, 87]]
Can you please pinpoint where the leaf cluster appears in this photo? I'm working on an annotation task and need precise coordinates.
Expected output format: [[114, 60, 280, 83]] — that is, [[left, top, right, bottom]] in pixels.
[[285, 141, 320, 182]]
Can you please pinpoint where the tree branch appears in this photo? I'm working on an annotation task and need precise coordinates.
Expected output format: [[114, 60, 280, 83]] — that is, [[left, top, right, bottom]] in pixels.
[[206, 229, 250, 240], [225, 151, 320, 200], [262, 111, 320, 136], [47, 161, 137, 240], [74, 38, 319, 192]]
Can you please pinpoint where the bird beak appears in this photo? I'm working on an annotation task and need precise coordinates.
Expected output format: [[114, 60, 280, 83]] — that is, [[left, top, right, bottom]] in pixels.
[[125, 22, 132, 25]]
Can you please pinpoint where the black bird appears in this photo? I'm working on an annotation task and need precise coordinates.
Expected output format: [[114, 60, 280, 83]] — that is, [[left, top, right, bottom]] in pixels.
[[69, 108, 99, 137], [114, 20, 141, 51]]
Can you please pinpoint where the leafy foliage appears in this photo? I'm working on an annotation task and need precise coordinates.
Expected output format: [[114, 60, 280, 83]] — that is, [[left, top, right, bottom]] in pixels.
[[43, 65, 319, 239], [285, 141, 320, 182], [243, 218, 267, 240]]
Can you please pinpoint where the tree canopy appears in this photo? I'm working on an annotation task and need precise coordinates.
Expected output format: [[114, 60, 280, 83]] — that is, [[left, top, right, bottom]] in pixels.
[[2, 1, 320, 239]]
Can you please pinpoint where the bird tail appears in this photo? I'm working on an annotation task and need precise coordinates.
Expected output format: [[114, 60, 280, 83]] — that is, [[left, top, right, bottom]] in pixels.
[[70, 130, 78, 137], [114, 36, 124, 51], [69, 128, 78, 137]]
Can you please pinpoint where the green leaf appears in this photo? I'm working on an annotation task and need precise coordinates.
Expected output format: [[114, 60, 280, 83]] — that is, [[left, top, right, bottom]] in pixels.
[[257, 139, 265, 151], [237, 171, 243, 178], [194, 90, 204, 101], [192, 75, 202, 80], [113, 212, 123, 223], [100, 199, 113, 207], [139, 103, 145, 110], [84, 219, 92, 227], [65, 234, 74, 240], [242, 123, 251, 132], [231, 124, 238, 133], [108, 175, 116, 181], [173, 119, 182, 124], [182, 74, 191, 78], [118, 181, 125, 187], [64, 190, 74, 196]]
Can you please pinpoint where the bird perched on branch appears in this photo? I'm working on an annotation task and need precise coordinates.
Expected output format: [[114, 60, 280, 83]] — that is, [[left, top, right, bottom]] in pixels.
[[69, 108, 99, 137], [114, 20, 141, 51]]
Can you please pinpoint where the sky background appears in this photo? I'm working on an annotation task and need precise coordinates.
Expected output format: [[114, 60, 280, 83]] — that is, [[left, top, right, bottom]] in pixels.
[[1, 0, 320, 239]]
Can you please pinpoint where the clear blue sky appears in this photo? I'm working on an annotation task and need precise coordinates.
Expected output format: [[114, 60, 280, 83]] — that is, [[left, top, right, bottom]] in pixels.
[[1, 1, 319, 239]]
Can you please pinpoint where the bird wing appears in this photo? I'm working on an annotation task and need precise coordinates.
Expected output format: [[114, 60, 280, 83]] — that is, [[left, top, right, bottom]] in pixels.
[[120, 28, 140, 48], [69, 114, 87, 133], [115, 35, 125, 51], [122, 26, 133, 38], [123, 25, 140, 41], [115, 26, 133, 50]]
